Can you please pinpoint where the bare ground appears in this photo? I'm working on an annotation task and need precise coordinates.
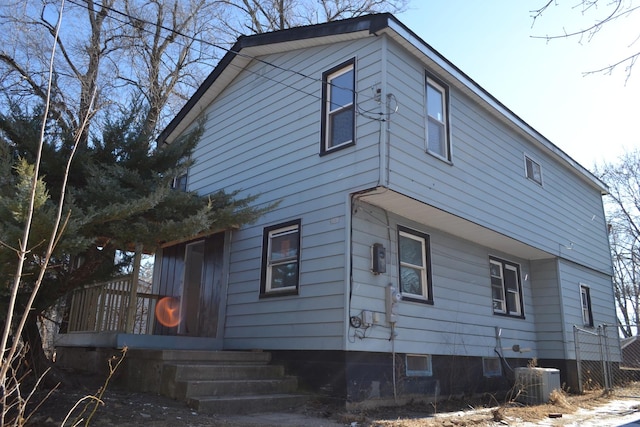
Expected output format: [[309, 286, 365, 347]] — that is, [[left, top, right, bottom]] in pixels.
[[21, 371, 640, 427]]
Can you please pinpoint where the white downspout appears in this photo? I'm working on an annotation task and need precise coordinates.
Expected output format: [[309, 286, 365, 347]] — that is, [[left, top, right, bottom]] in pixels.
[[379, 34, 389, 188], [343, 193, 352, 351]]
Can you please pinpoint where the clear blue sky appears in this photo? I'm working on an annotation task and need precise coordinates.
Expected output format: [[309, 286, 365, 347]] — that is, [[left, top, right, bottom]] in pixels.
[[396, 1, 640, 169]]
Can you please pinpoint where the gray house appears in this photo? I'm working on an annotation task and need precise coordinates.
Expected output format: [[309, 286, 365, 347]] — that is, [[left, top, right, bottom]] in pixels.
[[138, 14, 617, 401]]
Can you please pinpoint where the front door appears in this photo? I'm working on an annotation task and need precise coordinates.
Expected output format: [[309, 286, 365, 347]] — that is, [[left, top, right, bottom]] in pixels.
[[156, 232, 226, 342], [179, 241, 204, 336]]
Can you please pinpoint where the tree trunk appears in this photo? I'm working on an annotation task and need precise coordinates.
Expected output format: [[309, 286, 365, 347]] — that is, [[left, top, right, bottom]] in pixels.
[[23, 312, 71, 389]]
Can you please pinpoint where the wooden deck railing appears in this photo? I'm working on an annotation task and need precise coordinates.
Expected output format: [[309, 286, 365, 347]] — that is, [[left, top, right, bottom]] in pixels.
[[67, 276, 160, 334]]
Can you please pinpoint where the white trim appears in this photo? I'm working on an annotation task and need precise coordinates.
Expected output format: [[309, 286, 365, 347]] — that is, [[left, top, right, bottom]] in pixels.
[[344, 194, 353, 351]]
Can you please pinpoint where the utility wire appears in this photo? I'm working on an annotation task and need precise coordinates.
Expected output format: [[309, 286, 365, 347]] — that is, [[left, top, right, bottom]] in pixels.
[[68, 0, 352, 96]]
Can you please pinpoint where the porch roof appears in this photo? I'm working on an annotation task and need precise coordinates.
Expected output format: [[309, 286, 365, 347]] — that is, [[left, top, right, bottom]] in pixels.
[[356, 187, 553, 261]]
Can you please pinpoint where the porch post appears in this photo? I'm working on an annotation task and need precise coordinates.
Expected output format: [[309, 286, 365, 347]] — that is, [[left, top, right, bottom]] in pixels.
[[126, 243, 143, 333]]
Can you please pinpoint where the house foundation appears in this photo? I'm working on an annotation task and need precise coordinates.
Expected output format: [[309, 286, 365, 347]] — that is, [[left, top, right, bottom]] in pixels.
[[270, 350, 548, 404]]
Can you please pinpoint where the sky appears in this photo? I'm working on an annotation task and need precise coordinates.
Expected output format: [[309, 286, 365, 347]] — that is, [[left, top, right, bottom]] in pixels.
[[396, 1, 640, 170]]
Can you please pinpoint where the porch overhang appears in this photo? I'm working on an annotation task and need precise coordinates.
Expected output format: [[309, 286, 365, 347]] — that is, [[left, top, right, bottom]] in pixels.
[[355, 187, 553, 261]]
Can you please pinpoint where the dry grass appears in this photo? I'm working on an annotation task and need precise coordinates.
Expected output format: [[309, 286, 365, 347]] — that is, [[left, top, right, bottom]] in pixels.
[[333, 387, 628, 427]]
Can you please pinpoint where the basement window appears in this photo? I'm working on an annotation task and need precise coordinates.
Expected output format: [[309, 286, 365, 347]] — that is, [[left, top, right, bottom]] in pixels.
[[406, 354, 432, 377], [483, 357, 502, 377]]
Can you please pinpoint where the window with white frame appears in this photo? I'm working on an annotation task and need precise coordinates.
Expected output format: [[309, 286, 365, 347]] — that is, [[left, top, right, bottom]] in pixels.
[[321, 59, 355, 154], [490, 257, 524, 317], [406, 354, 432, 376], [580, 284, 594, 327], [525, 155, 543, 185], [398, 226, 433, 303], [425, 75, 450, 160], [260, 220, 301, 296]]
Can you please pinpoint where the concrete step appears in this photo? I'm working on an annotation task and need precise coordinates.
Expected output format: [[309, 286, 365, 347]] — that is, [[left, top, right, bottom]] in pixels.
[[165, 363, 285, 381], [187, 393, 310, 415], [140, 350, 313, 415], [174, 377, 299, 400]]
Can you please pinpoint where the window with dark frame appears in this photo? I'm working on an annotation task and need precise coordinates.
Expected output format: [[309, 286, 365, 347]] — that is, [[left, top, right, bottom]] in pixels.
[[397, 226, 433, 304], [260, 220, 301, 296], [321, 59, 355, 155], [172, 173, 188, 191], [490, 257, 524, 317], [525, 155, 543, 185], [425, 75, 450, 161], [580, 284, 594, 327]]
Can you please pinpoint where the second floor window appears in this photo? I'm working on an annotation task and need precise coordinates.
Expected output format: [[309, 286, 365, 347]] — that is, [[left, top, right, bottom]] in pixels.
[[425, 76, 450, 161], [321, 59, 355, 155], [525, 155, 543, 185]]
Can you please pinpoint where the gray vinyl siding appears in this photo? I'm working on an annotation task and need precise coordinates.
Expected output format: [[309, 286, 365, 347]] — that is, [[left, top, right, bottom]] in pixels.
[[173, 25, 613, 357], [383, 36, 610, 275], [186, 37, 386, 350], [557, 260, 620, 361], [349, 202, 537, 359], [530, 259, 565, 359]]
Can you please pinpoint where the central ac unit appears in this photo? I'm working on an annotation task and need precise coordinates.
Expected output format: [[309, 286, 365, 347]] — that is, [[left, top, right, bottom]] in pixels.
[[514, 367, 561, 405]]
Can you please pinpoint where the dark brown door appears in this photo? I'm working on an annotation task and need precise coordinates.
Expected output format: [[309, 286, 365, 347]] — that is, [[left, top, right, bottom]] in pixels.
[[156, 233, 225, 339]]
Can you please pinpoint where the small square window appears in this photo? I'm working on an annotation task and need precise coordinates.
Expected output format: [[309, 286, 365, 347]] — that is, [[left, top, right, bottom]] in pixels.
[[580, 284, 594, 327], [260, 220, 301, 296], [321, 59, 355, 155], [425, 75, 450, 161], [483, 357, 502, 377], [406, 354, 432, 376], [525, 155, 543, 185]]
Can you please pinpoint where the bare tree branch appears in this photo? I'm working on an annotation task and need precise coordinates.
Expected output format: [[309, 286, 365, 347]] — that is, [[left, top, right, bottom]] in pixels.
[[531, 0, 640, 81], [597, 150, 640, 337]]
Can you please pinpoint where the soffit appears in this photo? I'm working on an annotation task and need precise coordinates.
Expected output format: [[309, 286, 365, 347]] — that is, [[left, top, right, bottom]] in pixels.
[[357, 188, 553, 261]]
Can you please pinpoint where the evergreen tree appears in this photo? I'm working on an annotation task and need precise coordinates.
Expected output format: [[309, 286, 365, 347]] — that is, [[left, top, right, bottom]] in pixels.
[[0, 103, 268, 377]]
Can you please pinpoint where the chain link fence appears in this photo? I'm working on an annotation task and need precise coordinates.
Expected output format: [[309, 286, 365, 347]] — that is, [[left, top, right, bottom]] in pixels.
[[574, 324, 640, 397]]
